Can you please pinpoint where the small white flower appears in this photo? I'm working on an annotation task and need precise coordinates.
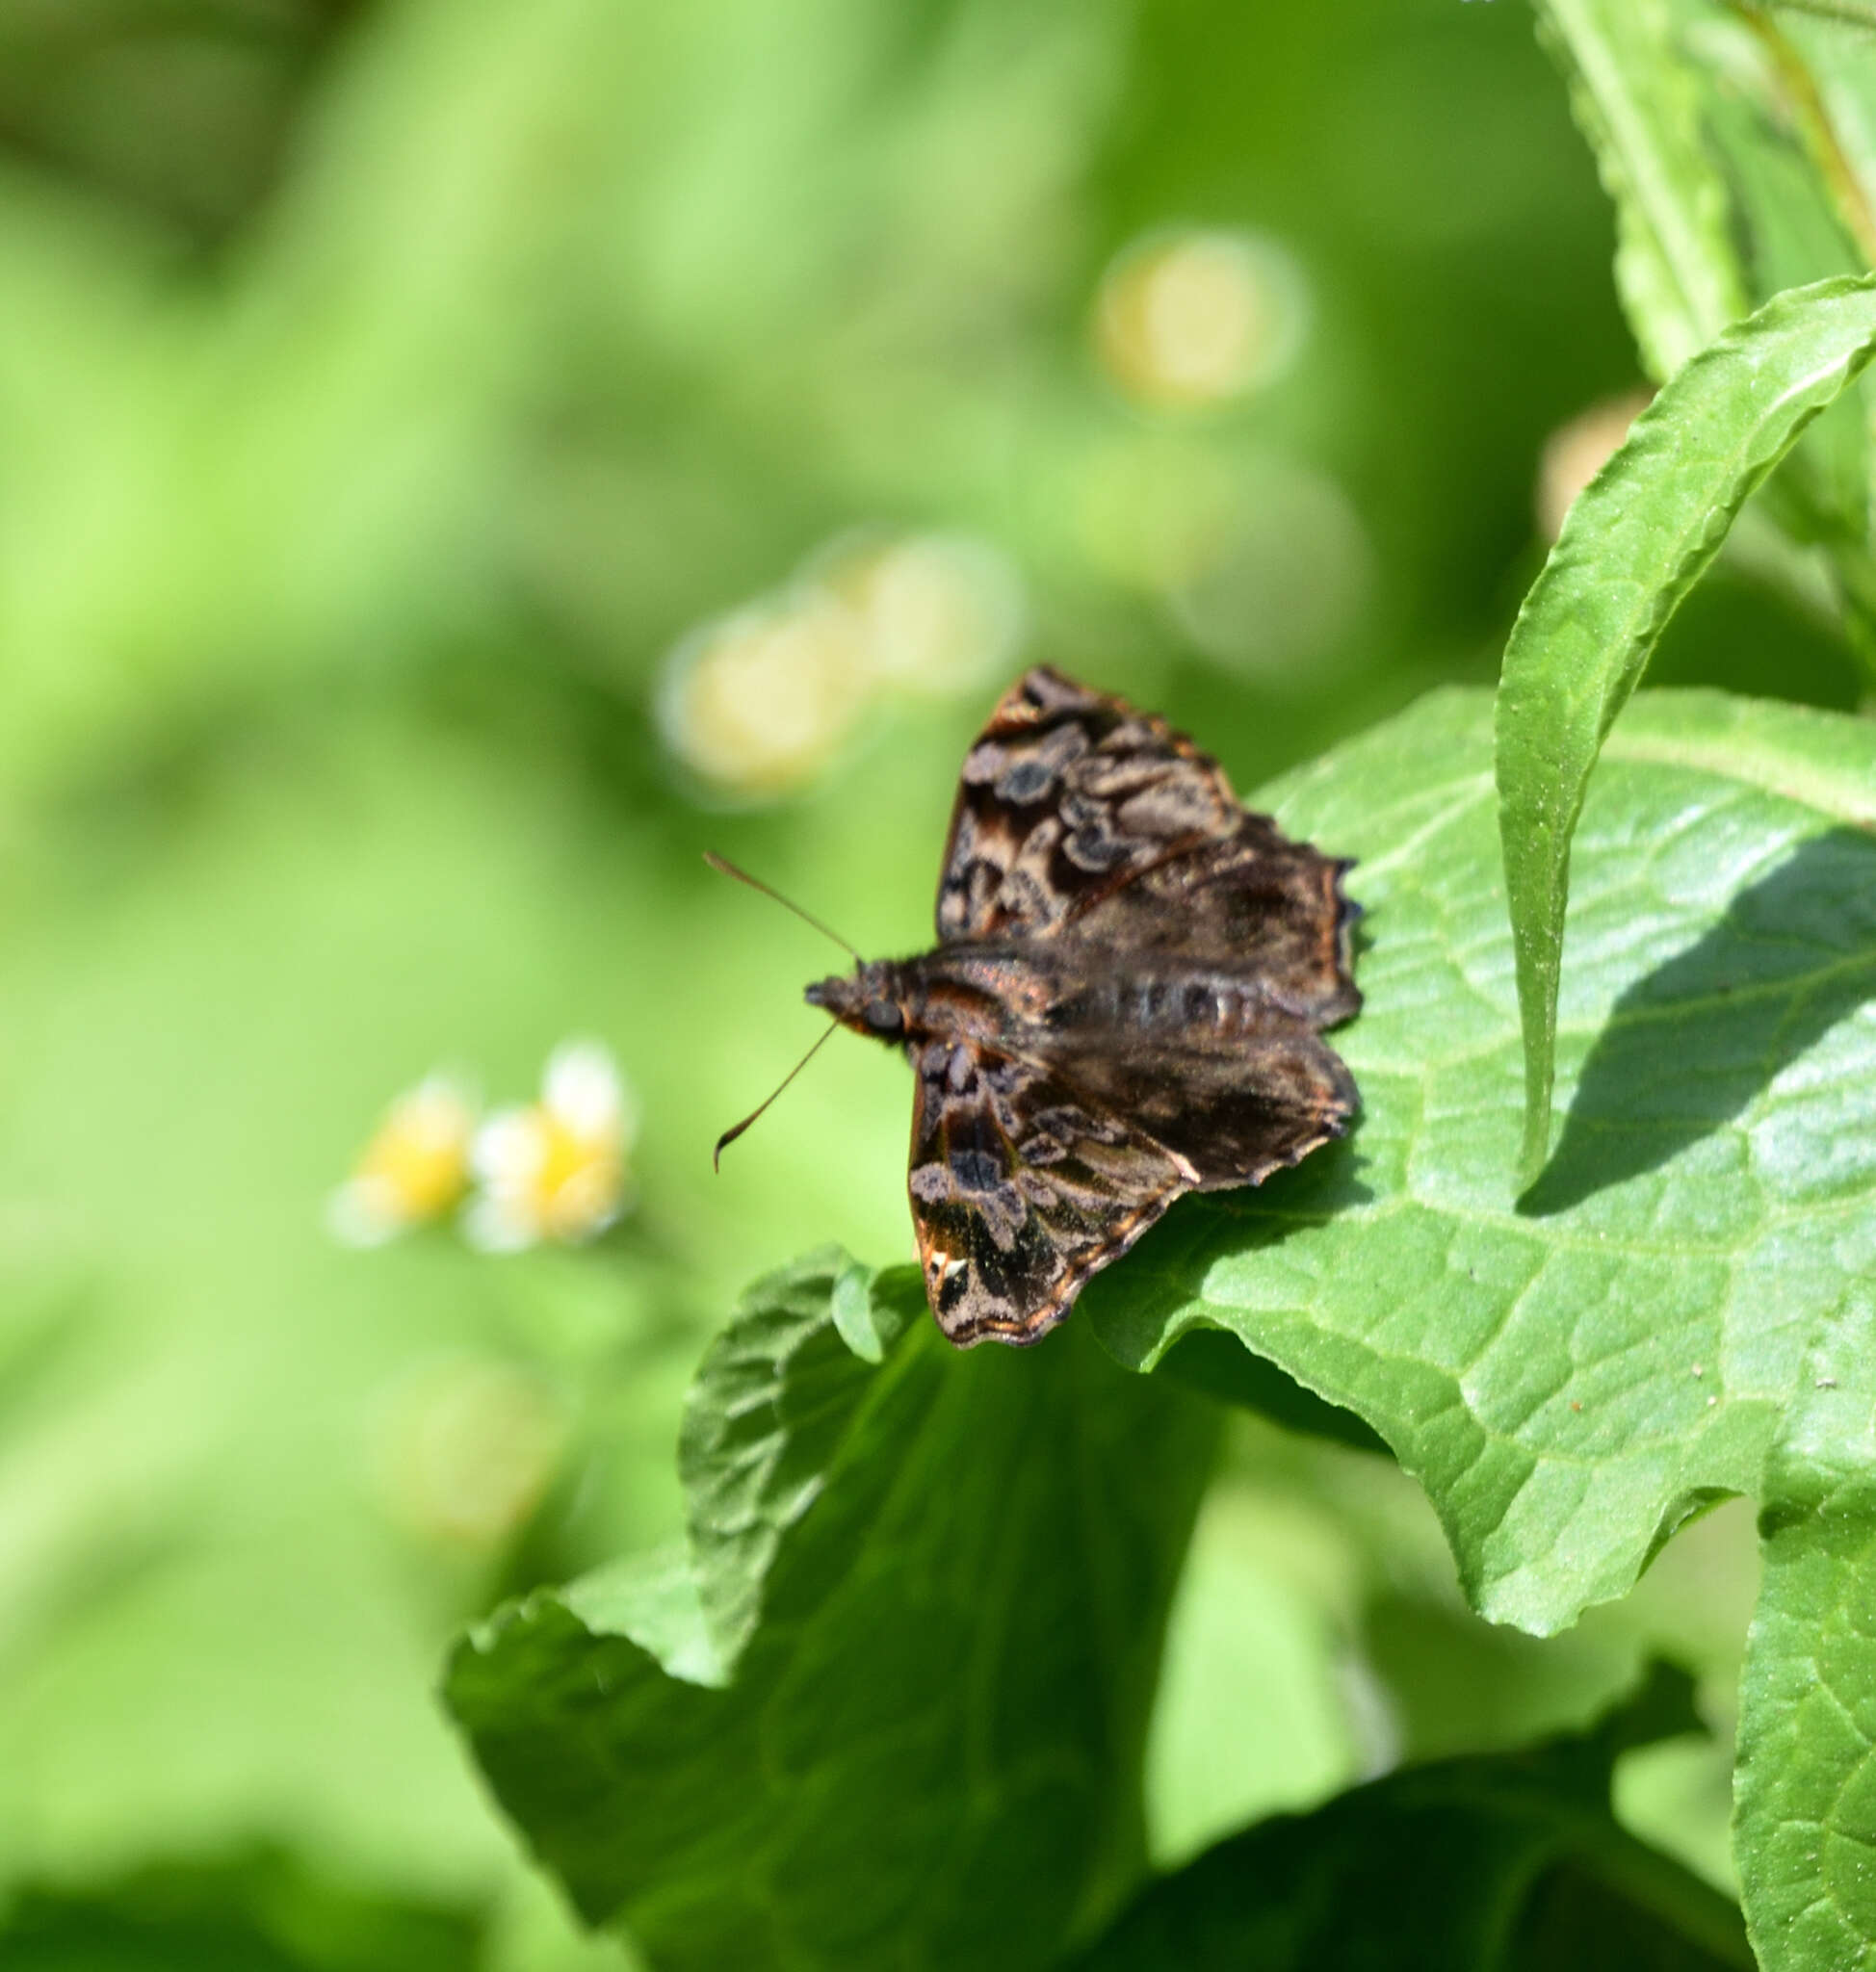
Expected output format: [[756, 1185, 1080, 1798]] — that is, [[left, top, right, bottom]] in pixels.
[[327, 1072, 477, 1246], [542, 1039, 635, 1145], [464, 1040, 637, 1251]]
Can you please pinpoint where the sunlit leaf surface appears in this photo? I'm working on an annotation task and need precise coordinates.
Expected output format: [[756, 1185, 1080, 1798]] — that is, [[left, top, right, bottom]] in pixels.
[[1086, 683, 1876, 1967], [1496, 274, 1876, 1181]]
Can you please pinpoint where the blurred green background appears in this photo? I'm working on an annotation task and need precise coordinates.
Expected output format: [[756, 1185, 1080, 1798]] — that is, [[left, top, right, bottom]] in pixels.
[[0, 1, 1853, 1965]]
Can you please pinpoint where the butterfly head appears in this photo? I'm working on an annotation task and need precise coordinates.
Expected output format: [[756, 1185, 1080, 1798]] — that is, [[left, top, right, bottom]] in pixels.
[[805, 962, 907, 1044]]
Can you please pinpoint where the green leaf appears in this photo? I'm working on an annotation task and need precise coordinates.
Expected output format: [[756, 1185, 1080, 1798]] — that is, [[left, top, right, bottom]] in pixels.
[[1087, 681, 1876, 1965], [1151, 1328, 1388, 1453], [1495, 273, 1876, 1185], [0, 1847, 486, 1972], [1090, 684, 1876, 1632], [1680, 6, 1876, 596], [445, 1251, 1217, 1972], [1534, 0, 1748, 379], [674, 1248, 920, 1666], [1062, 1664, 1752, 1971], [1734, 1311, 1876, 1972], [1707, 7, 1876, 286], [1537, 1, 1876, 655]]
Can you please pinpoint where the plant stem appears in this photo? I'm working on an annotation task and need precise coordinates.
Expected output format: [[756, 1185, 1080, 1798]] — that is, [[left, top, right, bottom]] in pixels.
[[1733, 4, 1876, 267], [1765, 0, 1876, 28]]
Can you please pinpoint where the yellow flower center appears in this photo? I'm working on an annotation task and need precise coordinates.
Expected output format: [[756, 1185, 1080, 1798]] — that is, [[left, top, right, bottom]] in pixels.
[[534, 1114, 625, 1240], [355, 1092, 472, 1223]]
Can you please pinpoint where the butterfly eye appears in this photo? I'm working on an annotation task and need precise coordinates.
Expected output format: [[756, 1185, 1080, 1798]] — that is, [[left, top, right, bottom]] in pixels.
[[864, 999, 903, 1034]]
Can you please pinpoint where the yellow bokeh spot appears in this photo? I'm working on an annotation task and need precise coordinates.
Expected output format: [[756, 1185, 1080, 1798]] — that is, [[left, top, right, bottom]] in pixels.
[[813, 531, 1026, 699], [658, 532, 1029, 797], [1096, 228, 1307, 410], [657, 592, 869, 798]]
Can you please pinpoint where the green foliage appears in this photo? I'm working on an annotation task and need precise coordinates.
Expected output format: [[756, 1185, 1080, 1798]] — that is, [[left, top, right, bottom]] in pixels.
[[1734, 1368, 1876, 1971], [1535, 0, 1876, 653], [1496, 274, 1876, 1182], [1065, 1666, 1751, 1970], [1536, 0, 1747, 377], [1079, 685, 1876, 1966], [1093, 682, 1876, 1603], [0, 1850, 486, 1972], [7, 2, 1876, 1970], [445, 1253, 1216, 1968], [451, 675, 1876, 1967]]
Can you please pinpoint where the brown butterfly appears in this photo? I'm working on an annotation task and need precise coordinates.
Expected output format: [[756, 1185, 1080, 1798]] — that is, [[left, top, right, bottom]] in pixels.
[[733, 667, 1361, 1347]]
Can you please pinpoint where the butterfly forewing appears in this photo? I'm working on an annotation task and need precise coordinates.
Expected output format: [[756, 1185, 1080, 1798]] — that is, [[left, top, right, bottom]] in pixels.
[[935, 667, 1240, 943]]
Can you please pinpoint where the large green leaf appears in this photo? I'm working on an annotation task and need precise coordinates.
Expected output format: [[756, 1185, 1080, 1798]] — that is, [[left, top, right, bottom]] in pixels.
[[445, 1252, 1217, 1972], [1095, 682, 1876, 1622], [1063, 1665, 1751, 1970], [1084, 684, 1876, 1963], [1495, 274, 1876, 1183]]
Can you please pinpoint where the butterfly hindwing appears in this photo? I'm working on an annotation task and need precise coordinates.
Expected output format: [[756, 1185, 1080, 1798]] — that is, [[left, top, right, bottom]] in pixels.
[[1044, 1009, 1358, 1192], [907, 1036, 1189, 1346], [1071, 822, 1362, 1025]]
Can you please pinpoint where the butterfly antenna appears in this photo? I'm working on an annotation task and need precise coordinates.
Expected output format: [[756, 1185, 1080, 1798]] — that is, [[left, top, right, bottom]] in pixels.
[[714, 1020, 840, 1171], [703, 852, 861, 959]]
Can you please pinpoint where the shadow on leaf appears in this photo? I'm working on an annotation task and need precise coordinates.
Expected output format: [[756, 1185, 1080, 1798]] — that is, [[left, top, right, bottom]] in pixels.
[[1524, 827, 1876, 1216], [1086, 1136, 1375, 1446]]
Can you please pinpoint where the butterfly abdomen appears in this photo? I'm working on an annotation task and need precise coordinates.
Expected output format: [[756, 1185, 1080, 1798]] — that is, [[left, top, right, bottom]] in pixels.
[[1040, 967, 1297, 1044]]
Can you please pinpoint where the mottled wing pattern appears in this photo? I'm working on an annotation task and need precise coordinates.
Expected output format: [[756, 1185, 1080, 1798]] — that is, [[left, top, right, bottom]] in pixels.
[[935, 666, 1240, 942], [907, 1035, 1190, 1346]]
